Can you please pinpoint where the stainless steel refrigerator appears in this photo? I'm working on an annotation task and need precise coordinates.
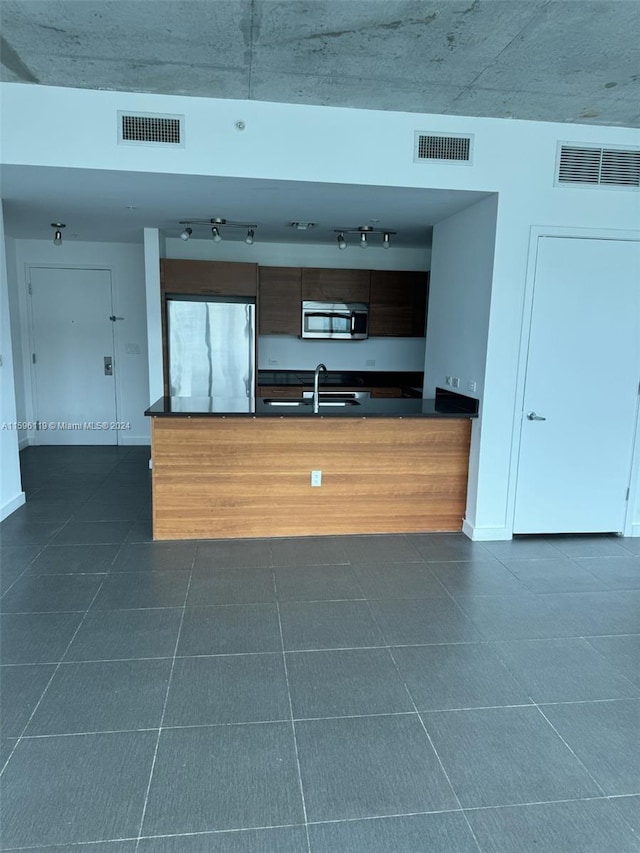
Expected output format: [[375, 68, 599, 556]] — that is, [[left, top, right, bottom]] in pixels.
[[167, 298, 255, 400]]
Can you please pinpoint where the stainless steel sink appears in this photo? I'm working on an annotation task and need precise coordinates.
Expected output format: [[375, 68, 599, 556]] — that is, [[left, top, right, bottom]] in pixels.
[[264, 398, 360, 408], [264, 399, 311, 407]]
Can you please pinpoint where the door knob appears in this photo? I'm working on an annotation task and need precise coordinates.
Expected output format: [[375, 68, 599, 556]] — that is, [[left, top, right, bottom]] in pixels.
[[104, 356, 113, 376], [526, 411, 546, 421]]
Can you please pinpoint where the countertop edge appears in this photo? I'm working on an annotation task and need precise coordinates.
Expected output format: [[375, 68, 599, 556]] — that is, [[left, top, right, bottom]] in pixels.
[[145, 388, 478, 419]]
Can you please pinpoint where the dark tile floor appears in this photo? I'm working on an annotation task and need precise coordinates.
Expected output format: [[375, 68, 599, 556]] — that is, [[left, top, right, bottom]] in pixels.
[[0, 446, 639, 852]]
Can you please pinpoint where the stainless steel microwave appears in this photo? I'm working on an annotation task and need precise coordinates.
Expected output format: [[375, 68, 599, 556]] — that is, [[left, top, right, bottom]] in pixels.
[[301, 301, 369, 340]]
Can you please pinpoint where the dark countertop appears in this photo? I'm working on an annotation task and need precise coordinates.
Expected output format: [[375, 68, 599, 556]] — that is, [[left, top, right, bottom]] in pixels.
[[145, 388, 478, 419]]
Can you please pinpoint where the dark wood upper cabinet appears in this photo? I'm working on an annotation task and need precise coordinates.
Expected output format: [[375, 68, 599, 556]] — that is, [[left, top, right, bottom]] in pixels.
[[301, 268, 371, 303], [258, 267, 302, 336], [369, 270, 429, 337], [160, 259, 258, 297]]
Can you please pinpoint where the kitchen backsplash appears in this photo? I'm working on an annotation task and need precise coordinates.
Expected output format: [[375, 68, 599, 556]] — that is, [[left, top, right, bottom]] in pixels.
[[258, 335, 426, 372]]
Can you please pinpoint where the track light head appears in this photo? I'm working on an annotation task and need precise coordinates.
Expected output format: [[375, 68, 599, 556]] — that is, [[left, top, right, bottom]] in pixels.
[[211, 226, 222, 242], [359, 232, 368, 248], [180, 226, 192, 241], [245, 228, 255, 245], [383, 232, 391, 249], [51, 222, 65, 246], [337, 233, 347, 250]]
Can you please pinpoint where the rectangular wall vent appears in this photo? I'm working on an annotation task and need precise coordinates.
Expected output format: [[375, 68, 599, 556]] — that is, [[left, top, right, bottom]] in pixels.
[[118, 112, 184, 147], [557, 144, 640, 188], [415, 132, 473, 164]]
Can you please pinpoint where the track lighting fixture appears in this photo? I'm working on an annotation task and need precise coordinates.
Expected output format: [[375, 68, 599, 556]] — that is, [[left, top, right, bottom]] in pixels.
[[334, 226, 395, 250], [178, 218, 256, 244], [176, 220, 396, 249], [51, 222, 65, 246]]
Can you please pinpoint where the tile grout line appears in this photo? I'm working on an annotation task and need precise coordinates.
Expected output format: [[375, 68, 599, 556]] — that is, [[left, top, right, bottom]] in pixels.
[[133, 557, 195, 851], [532, 703, 610, 799], [0, 572, 111, 777], [0, 541, 50, 600], [273, 571, 312, 853], [362, 594, 484, 853]]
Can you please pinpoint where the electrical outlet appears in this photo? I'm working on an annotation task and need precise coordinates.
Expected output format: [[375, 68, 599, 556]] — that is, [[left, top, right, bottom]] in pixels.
[[451, 377, 460, 388], [268, 357, 280, 366], [467, 381, 477, 393], [445, 376, 453, 386], [310, 470, 322, 487], [365, 358, 376, 367]]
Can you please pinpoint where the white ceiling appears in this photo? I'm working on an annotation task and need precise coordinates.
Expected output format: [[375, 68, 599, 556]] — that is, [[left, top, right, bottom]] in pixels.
[[1, 0, 637, 247], [0, 164, 492, 247]]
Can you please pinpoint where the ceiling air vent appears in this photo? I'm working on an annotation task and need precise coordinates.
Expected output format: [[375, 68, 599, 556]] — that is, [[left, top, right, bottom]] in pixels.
[[414, 132, 473, 164], [118, 112, 185, 147], [556, 144, 640, 188]]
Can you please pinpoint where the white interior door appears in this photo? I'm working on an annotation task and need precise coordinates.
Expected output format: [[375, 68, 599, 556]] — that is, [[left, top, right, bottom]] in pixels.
[[30, 267, 118, 446], [514, 237, 640, 534]]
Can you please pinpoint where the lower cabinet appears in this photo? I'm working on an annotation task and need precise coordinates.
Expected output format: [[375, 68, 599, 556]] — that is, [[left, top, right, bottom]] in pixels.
[[370, 387, 403, 398], [151, 416, 471, 539], [257, 386, 302, 398]]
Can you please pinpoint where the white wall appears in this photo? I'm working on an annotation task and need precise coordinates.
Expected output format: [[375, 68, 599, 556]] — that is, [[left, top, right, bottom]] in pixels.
[[8, 238, 150, 445], [164, 236, 430, 270], [423, 194, 497, 397], [0, 205, 25, 519], [4, 236, 27, 447], [424, 194, 498, 536], [2, 83, 639, 535], [144, 228, 164, 404]]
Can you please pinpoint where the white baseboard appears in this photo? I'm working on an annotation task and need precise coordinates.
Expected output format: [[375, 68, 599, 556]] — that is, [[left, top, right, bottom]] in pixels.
[[628, 523, 640, 538], [1, 491, 26, 521], [18, 437, 30, 451], [462, 518, 513, 541]]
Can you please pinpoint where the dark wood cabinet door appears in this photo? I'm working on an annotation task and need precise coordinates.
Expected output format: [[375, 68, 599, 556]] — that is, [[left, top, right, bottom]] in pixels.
[[370, 387, 403, 398], [301, 268, 370, 303], [257, 386, 302, 398], [160, 259, 258, 296], [369, 270, 428, 337], [258, 267, 302, 335]]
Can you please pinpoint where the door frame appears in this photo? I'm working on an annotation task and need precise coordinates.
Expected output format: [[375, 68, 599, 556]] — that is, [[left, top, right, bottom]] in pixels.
[[508, 226, 640, 538], [23, 263, 122, 446]]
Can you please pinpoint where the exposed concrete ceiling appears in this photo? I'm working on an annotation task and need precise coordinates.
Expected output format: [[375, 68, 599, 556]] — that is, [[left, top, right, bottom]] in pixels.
[[1, 0, 638, 247], [2, 0, 639, 127]]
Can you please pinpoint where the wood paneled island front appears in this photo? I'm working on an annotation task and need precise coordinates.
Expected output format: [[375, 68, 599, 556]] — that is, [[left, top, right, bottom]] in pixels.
[[146, 391, 477, 541]]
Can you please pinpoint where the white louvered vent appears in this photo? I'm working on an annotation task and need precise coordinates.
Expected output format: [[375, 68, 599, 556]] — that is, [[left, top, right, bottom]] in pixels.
[[414, 132, 473, 164], [118, 112, 185, 147], [557, 144, 640, 188]]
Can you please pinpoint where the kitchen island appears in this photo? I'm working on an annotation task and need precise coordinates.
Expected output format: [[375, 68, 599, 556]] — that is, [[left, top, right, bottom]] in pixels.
[[145, 389, 478, 540]]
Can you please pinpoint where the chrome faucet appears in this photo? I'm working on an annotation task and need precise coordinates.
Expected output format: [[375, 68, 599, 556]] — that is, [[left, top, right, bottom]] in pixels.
[[313, 363, 327, 413]]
